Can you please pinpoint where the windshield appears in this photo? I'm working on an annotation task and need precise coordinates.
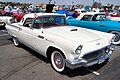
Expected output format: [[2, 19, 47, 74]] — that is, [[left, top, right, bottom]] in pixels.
[[33, 15, 67, 29]]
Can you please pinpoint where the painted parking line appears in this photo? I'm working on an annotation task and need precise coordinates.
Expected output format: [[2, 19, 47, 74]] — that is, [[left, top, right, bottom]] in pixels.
[[86, 68, 100, 76], [1, 30, 8, 33], [0, 34, 8, 37]]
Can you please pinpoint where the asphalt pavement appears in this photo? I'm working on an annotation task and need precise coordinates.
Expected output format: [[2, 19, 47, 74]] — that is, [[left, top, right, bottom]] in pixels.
[[0, 30, 120, 80]]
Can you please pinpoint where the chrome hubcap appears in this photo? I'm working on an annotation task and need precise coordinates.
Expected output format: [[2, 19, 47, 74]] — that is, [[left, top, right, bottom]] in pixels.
[[13, 37, 18, 46], [54, 53, 63, 69], [55, 57, 62, 64], [114, 33, 120, 42]]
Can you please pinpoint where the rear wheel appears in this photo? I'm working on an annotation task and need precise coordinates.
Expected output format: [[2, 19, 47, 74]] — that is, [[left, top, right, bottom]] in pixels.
[[51, 51, 66, 73], [110, 31, 120, 45], [0, 23, 5, 30], [14, 17, 18, 22], [13, 37, 20, 47]]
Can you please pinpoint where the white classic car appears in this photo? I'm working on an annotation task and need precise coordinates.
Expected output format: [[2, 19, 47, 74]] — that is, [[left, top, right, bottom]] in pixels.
[[0, 11, 12, 29], [108, 12, 120, 21], [109, 16, 120, 21], [6, 13, 115, 73]]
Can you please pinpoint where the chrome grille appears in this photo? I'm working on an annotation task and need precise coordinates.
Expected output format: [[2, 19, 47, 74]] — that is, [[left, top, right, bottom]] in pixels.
[[82, 47, 107, 62]]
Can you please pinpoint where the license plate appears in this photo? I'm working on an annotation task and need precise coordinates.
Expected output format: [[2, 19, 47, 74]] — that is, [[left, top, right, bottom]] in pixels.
[[98, 56, 105, 64]]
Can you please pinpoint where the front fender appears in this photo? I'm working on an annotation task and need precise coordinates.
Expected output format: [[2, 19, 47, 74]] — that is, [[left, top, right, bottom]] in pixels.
[[46, 44, 75, 61]]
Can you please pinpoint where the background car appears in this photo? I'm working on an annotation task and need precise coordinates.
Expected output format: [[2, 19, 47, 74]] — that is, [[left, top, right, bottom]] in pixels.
[[67, 12, 120, 45], [12, 9, 45, 22], [12, 13, 24, 22], [0, 10, 12, 30], [56, 9, 78, 18], [108, 12, 120, 21]]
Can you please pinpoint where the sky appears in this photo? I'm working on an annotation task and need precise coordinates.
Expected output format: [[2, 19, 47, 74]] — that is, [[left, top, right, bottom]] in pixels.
[[2, 0, 120, 6]]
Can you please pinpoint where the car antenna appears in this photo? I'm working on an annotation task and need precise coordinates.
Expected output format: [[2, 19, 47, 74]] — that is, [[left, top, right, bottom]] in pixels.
[[41, 10, 44, 33]]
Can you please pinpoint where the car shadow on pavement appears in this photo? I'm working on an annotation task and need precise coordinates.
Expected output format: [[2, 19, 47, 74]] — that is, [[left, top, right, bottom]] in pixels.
[[0, 33, 13, 46], [10, 40, 108, 77], [19, 44, 108, 77], [20, 44, 50, 63], [8, 37, 51, 64], [63, 60, 108, 77]]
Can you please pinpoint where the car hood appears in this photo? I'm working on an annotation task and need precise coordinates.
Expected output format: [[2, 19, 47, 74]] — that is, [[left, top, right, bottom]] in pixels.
[[45, 26, 103, 44]]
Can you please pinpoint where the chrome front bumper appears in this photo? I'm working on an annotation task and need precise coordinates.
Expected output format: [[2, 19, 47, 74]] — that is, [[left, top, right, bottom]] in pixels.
[[65, 45, 115, 69], [0, 22, 5, 26]]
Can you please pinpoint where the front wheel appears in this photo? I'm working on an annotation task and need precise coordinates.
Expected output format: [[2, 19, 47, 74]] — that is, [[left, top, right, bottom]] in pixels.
[[110, 31, 120, 45], [51, 51, 66, 73]]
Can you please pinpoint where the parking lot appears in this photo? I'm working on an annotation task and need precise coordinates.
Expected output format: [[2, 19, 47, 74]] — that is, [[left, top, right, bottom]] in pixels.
[[0, 30, 120, 80]]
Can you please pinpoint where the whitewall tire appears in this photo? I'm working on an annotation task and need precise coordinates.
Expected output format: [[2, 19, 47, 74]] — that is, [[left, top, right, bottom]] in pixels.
[[14, 17, 18, 23], [110, 31, 120, 45], [51, 51, 66, 73], [13, 37, 20, 47]]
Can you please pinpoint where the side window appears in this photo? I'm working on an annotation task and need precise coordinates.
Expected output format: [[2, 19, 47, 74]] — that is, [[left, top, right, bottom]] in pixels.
[[92, 15, 97, 21], [81, 15, 92, 21], [23, 18, 33, 27], [33, 17, 42, 29]]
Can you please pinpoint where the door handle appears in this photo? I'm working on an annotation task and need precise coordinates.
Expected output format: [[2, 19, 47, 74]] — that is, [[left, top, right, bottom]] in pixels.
[[99, 24, 105, 27], [18, 27, 22, 31], [38, 35, 44, 39], [78, 22, 81, 23]]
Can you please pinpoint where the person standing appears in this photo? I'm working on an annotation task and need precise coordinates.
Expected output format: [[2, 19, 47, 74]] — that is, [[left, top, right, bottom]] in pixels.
[[4, 4, 12, 16]]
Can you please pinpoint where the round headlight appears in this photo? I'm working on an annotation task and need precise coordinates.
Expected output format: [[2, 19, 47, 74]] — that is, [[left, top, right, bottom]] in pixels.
[[75, 45, 83, 54]]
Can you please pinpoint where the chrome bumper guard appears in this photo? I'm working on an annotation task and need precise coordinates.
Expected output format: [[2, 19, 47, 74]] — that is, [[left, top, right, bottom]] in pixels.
[[0, 22, 5, 26], [65, 45, 115, 69]]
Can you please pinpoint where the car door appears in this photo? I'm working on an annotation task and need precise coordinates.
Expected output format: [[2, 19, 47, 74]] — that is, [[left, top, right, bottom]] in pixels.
[[18, 18, 34, 48], [91, 14, 107, 32], [76, 15, 98, 30], [77, 20, 98, 30], [95, 21, 107, 32], [32, 28, 49, 56], [31, 17, 51, 57], [77, 14, 107, 32]]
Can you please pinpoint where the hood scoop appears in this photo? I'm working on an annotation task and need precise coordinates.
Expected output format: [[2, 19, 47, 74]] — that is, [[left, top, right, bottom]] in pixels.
[[70, 29, 78, 32]]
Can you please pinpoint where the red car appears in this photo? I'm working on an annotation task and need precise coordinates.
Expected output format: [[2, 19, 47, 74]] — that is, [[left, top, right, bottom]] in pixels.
[[0, 10, 6, 15], [13, 13, 24, 22], [0, 10, 24, 22]]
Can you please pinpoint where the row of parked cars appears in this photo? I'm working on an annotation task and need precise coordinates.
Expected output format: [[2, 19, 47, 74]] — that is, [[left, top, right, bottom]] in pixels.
[[1, 10, 120, 45], [0, 10, 24, 30], [5, 12, 116, 73], [1, 8, 120, 73]]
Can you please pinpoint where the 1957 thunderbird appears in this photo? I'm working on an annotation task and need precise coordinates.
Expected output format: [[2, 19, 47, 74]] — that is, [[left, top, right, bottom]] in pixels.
[[67, 12, 120, 45], [6, 13, 115, 73]]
